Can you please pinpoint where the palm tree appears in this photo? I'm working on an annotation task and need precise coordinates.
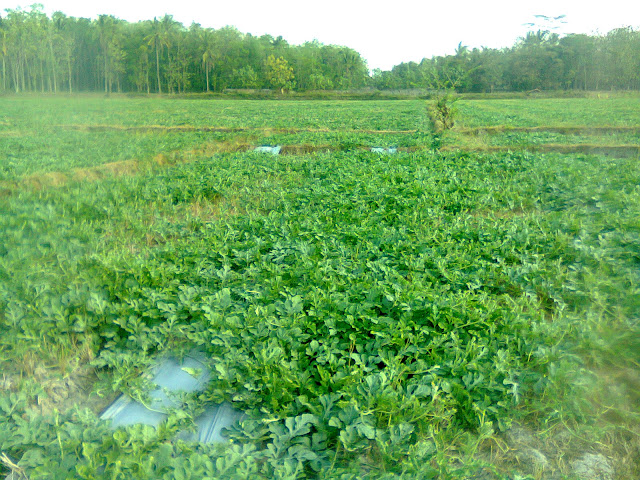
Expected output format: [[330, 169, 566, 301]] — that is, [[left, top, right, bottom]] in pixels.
[[145, 15, 176, 94], [339, 48, 364, 89], [96, 15, 115, 93], [0, 28, 7, 91], [52, 12, 73, 93], [201, 31, 215, 93], [46, 16, 59, 93]]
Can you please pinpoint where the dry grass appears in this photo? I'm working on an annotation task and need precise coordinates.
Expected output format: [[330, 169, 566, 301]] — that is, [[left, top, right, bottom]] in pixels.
[[470, 206, 534, 220], [534, 144, 640, 157], [59, 124, 249, 133], [57, 123, 418, 135], [72, 159, 140, 182], [0, 130, 25, 138], [280, 144, 337, 154], [440, 143, 640, 158], [22, 171, 69, 189], [188, 195, 241, 220], [458, 125, 640, 135], [474, 413, 639, 479], [3, 333, 114, 423], [1, 452, 28, 480], [104, 191, 244, 256], [15, 150, 180, 192], [190, 139, 253, 155]]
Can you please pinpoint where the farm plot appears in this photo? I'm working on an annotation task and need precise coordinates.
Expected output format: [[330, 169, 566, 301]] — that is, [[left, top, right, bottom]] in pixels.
[[0, 97, 425, 187], [0, 96, 639, 479], [0, 96, 424, 131], [2, 95, 639, 187], [456, 97, 640, 128], [435, 98, 640, 160]]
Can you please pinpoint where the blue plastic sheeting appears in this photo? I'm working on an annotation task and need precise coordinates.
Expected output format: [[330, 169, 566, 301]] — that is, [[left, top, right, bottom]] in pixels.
[[253, 145, 282, 155], [179, 402, 243, 443], [371, 147, 398, 154], [100, 353, 243, 443]]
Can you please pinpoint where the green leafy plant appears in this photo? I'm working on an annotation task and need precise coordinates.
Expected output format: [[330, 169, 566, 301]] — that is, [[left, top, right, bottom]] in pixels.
[[1, 96, 639, 479]]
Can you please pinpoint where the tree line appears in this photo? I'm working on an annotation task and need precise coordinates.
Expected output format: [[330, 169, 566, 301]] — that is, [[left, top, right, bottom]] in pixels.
[[1, 5, 639, 94], [0, 5, 368, 94], [373, 29, 640, 92]]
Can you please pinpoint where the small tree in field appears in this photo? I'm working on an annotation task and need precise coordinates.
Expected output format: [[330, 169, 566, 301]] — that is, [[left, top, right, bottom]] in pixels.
[[429, 91, 458, 132], [265, 55, 295, 93], [427, 63, 467, 134]]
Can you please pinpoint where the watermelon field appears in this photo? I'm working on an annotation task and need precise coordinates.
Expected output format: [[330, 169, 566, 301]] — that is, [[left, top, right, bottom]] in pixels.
[[0, 94, 639, 479]]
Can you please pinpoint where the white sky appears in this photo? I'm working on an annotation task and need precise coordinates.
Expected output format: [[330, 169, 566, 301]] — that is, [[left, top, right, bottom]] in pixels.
[[3, 1, 640, 70]]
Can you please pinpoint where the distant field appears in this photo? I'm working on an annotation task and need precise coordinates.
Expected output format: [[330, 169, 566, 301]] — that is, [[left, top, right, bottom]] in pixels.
[[0, 95, 638, 479], [0, 96, 423, 129], [457, 97, 640, 127], [2, 95, 639, 181], [0, 97, 423, 180]]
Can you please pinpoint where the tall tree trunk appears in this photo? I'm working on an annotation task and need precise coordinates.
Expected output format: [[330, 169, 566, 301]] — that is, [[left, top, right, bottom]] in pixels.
[[155, 42, 161, 94], [39, 60, 45, 92], [26, 61, 31, 90], [67, 50, 72, 93], [49, 40, 58, 93], [26, 60, 31, 91], [13, 60, 19, 92], [104, 54, 108, 94], [23, 57, 28, 92]]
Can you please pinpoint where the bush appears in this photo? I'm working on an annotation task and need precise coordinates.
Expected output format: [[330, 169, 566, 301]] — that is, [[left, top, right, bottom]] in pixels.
[[428, 92, 458, 133]]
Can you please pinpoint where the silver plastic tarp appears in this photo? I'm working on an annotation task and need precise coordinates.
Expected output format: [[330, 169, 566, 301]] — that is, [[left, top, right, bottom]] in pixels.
[[100, 353, 243, 443], [253, 145, 282, 155], [371, 147, 398, 154]]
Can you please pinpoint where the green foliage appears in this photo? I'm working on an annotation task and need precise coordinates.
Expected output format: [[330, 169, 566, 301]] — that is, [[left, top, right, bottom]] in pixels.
[[371, 27, 640, 93], [265, 55, 295, 93], [3, 5, 640, 95], [0, 6, 369, 94], [427, 92, 458, 133], [1, 97, 639, 478]]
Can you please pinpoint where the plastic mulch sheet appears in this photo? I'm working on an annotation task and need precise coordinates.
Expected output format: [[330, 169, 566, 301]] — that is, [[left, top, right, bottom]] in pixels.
[[100, 353, 244, 443]]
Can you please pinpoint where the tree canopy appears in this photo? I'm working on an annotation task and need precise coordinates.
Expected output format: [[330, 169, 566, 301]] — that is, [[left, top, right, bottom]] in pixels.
[[0, 5, 368, 94], [1, 5, 639, 94], [372, 28, 640, 92]]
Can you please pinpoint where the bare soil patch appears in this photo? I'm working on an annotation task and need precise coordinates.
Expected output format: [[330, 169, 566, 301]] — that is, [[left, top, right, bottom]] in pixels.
[[471, 206, 534, 220], [280, 144, 337, 154], [459, 125, 640, 135], [57, 123, 417, 135], [22, 171, 69, 189], [441, 144, 640, 158]]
